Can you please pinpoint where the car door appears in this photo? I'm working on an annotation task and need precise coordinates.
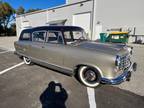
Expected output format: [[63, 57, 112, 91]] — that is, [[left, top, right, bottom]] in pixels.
[[43, 30, 65, 67], [30, 30, 47, 61]]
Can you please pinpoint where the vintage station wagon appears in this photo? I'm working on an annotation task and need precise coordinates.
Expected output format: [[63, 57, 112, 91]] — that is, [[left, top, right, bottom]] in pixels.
[[14, 26, 137, 87]]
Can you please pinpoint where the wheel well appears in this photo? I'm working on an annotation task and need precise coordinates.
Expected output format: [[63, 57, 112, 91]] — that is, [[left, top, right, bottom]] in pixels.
[[74, 64, 102, 78], [74, 64, 85, 74], [19, 55, 23, 60]]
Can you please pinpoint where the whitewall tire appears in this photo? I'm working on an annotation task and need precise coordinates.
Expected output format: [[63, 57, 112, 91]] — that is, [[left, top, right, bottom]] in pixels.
[[78, 66, 100, 88], [23, 56, 32, 65]]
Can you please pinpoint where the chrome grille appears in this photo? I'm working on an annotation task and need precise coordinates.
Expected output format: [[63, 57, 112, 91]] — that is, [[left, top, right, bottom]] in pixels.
[[119, 54, 131, 70]]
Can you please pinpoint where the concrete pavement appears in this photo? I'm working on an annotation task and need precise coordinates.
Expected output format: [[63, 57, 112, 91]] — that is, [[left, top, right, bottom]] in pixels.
[[0, 51, 144, 108]]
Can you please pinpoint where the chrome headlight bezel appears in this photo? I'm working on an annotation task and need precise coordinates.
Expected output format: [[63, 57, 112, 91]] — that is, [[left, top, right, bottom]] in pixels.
[[115, 55, 121, 66], [124, 46, 133, 55]]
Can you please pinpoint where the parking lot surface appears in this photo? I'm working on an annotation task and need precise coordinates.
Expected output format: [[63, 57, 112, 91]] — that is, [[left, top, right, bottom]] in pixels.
[[0, 49, 5, 52], [117, 44, 144, 96], [0, 46, 144, 108]]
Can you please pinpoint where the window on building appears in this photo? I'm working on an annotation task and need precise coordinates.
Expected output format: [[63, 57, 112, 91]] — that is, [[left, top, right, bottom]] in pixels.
[[112, 35, 119, 39]]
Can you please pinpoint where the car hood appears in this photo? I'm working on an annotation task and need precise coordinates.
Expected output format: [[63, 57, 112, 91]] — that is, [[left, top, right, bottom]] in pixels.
[[77, 41, 128, 55]]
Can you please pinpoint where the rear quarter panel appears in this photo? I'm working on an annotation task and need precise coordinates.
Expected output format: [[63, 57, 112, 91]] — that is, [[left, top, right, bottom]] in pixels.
[[14, 41, 32, 57]]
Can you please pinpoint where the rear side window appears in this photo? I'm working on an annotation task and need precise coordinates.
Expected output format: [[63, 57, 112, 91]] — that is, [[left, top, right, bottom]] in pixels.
[[32, 31, 46, 42], [19, 32, 31, 41]]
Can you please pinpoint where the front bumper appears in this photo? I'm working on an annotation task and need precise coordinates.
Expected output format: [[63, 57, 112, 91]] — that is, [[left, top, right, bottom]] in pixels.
[[101, 62, 137, 85]]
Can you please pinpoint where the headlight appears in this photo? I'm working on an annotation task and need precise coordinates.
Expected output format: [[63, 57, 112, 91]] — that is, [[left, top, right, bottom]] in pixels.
[[115, 55, 121, 66], [127, 47, 133, 55], [124, 46, 133, 55]]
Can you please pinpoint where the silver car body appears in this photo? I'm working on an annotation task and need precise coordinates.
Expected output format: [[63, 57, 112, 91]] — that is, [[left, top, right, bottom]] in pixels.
[[14, 26, 137, 85]]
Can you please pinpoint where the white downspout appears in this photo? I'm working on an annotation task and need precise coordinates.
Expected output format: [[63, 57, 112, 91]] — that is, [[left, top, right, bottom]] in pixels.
[[92, 0, 97, 40]]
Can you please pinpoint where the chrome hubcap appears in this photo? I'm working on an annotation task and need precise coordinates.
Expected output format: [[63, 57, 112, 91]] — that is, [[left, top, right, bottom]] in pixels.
[[26, 58, 30, 63], [24, 57, 31, 64], [84, 70, 97, 82]]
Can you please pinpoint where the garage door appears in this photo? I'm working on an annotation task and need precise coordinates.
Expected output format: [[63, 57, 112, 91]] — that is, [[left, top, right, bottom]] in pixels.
[[73, 13, 91, 39]]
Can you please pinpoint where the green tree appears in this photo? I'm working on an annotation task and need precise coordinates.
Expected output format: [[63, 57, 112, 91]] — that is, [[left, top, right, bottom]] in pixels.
[[7, 23, 16, 36], [10, 23, 16, 35], [0, 24, 4, 36], [16, 6, 25, 15], [0, 2, 15, 36]]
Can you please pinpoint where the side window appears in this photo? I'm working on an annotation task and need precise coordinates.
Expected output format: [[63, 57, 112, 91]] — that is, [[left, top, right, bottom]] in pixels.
[[73, 31, 83, 39], [47, 31, 63, 44], [32, 31, 46, 42], [20, 32, 31, 41], [64, 31, 73, 43], [64, 31, 71, 39], [111, 35, 119, 39]]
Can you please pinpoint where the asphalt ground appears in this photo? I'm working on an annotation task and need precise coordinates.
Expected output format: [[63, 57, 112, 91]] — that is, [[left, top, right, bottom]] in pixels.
[[0, 49, 5, 52], [117, 45, 144, 96], [0, 49, 144, 108]]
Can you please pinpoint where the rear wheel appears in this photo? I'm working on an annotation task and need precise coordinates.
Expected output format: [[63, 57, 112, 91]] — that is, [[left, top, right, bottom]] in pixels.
[[78, 66, 101, 88], [23, 56, 32, 65]]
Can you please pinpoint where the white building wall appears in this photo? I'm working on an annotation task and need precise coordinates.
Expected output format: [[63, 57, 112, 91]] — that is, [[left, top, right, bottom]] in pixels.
[[96, 0, 144, 35], [16, 0, 93, 38], [22, 11, 47, 27], [47, 1, 93, 25], [67, 0, 89, 4], [16, 0, 144, 39], [73, 13, 91, 38], [16, 11, 47, 36]]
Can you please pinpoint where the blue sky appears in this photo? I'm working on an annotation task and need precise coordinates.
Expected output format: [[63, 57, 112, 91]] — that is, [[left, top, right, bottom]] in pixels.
[[3, 0, 66, 10]]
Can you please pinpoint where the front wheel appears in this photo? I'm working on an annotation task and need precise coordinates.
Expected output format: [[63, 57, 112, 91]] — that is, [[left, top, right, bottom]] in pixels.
[[23, 56, 32, 65], [78, 66, 101, 88]]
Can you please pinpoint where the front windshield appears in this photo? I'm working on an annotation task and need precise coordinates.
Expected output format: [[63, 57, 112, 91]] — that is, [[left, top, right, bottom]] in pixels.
[[64, 30, 87, 45]]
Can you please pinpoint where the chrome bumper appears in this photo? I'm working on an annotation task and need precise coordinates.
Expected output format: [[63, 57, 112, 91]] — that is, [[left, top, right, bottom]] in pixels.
[[101, 62, 137, 85]]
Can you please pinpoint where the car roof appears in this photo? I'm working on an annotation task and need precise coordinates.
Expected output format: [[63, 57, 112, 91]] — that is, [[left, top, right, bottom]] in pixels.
[[22, 26, 84, 32]]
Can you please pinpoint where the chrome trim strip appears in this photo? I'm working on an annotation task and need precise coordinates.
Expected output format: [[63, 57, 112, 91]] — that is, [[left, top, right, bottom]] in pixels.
[[31, 57, 73, 71], [15, 51, 73, 75], [101, 71, 130, 85]]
